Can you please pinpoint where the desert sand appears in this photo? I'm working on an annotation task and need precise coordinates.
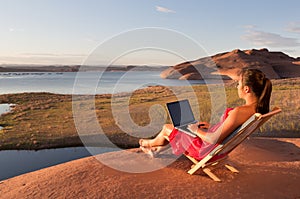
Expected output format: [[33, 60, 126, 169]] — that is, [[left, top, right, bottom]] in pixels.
[[1, 137, 300, 199]]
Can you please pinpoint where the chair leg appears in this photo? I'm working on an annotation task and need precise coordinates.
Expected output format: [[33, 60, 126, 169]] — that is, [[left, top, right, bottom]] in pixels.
[[225, 164, 239, 173], [185, 155, 199, 165], [202, 168, 221, 182], [188, 155, 212, 175]]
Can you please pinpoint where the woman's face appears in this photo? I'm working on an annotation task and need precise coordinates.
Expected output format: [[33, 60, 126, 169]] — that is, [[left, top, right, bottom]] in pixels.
[[237, 78, 244, 99]]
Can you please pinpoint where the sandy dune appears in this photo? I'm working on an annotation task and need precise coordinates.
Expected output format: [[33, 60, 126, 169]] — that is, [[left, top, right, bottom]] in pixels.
[[1, 137, 300, 198]]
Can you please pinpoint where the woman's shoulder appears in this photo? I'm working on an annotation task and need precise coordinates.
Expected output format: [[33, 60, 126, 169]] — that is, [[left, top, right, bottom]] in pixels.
[[231, 105, 256, 116], [224, 105, 256, 128]]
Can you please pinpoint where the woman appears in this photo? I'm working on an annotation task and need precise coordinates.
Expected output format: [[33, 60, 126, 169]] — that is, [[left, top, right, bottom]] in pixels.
[[139, 68, 272, 159]]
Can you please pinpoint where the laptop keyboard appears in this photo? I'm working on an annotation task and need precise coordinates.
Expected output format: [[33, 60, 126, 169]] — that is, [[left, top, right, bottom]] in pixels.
[[179, 125, 190, 132], [178, 124, 197, 137]]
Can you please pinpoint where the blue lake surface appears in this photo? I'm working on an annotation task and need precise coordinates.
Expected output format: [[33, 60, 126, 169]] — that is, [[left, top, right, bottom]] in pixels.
[[0, 71, 208, 95], [0, 103, 13, 114], [0, 147, 117, 181], [0, 103, 14, 130]]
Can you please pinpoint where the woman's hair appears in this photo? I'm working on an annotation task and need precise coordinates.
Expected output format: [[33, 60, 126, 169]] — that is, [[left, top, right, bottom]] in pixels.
[[240, 68, 272, 114]]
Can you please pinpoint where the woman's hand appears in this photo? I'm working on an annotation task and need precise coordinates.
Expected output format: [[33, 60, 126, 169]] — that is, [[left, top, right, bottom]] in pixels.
[[188, 122, 214, 143], [197, 122, 210, 129], [188, 122, 210, 134], [187, 123, 199, 133]]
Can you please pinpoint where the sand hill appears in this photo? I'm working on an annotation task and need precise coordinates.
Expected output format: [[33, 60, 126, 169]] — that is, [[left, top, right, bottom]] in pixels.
[[160, 48, 300, 80]]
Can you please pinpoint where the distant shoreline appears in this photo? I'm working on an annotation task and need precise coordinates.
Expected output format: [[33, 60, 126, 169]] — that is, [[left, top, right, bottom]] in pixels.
[[0, 65, 168, 73]]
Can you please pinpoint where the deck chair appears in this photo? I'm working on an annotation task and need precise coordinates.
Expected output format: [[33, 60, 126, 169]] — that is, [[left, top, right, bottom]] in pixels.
[[167, 107, 282, 182]]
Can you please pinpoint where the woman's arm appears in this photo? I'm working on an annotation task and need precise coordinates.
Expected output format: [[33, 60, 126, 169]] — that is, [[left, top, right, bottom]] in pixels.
[[187, 124, 215, 144], [188, 108, 253, 144]]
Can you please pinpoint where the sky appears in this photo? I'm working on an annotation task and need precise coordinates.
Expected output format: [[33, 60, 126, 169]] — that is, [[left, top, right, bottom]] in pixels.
[[0, 0, 300, 66]]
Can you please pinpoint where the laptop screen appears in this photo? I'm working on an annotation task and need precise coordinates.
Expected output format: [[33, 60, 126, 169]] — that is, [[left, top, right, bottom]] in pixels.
[[167, 99, 196, 127]]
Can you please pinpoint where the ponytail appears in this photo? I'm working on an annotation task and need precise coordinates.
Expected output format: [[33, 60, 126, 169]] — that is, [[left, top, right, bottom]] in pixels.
[[256, 78, 272, 114]]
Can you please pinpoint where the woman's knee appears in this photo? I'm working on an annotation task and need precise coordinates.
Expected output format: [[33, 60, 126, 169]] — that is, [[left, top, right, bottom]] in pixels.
[[163, 124, 173, 133]]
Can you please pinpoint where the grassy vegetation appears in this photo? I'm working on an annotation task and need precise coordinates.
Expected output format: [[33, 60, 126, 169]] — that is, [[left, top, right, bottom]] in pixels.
[[0, 78, 299, 150]]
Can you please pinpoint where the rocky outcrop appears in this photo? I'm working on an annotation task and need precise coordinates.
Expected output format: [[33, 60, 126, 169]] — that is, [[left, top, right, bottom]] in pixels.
[[160, 48, 300, 80]]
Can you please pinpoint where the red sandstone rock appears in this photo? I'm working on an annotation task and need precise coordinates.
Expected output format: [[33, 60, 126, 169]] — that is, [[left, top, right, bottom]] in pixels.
[[160, 48, 300, 80]]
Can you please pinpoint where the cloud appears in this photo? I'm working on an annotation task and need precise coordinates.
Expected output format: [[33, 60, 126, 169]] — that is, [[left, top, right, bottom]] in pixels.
[[0, 53, 86, 65], [243, 25, 257, 29], [83, 37, 99, 43], [8, 27, 24, 32], [20, 53, 87, 57], [286, 22, 300, 34], [156, 6, 175, 13], [242, 29, 300, 47]]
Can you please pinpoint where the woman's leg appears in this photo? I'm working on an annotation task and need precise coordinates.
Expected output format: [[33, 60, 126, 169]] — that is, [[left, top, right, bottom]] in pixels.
[[139, 124, 174, 147]]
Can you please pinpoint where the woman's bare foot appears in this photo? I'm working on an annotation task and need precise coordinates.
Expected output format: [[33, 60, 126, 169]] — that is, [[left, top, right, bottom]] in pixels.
[[139, 146, 167, 158], [139, 139, 152, 148], [139, 146, 156, 158]]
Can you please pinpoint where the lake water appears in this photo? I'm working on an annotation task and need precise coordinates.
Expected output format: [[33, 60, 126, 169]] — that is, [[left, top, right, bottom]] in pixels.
[[0, 71, 207, 95], [0, 103, 14, 114], [0, 147, 117, 181], [0, 103, 14, 130]]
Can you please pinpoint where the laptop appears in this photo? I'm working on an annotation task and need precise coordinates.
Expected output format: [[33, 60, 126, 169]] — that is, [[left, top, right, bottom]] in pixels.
[[166, 99, 198, 137]]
